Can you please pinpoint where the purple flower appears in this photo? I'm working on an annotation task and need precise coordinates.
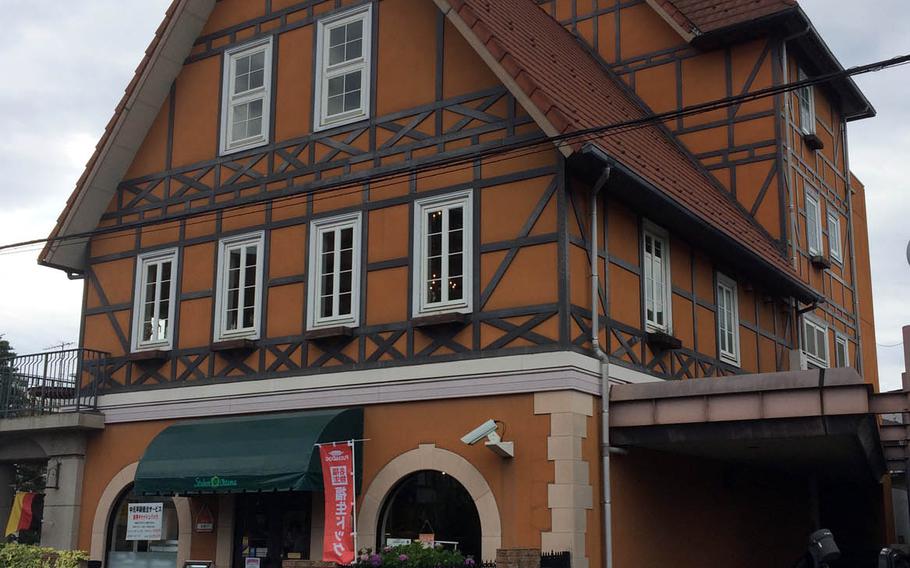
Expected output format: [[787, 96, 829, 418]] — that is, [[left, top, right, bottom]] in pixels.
[[361, 554, 371, 562], [464, 559, 476, 567], [398, 554, 409, 562], [383, 547, 392, 553], [370, 554, 382, 567]]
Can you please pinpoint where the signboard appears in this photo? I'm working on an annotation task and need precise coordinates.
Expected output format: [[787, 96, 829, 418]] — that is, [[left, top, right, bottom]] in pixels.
[[244, 558, 261, 568], [126, 503, 164, 541], [194, 504, 214, 533], [320, 442, 355, 564]]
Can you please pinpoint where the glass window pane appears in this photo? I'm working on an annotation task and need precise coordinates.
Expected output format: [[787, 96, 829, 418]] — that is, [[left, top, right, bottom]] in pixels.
[[328, 76, 344, 97], [226, 308, 239, 331], [250, 50, 265, 72], [449, 276, 463, 300], [344, 90, 361, 112], [236, 55, 250, 75], [448, 253, 463, 277], [340, 227, 353, 249], [347, 20, 363, 41], [321, 274, 334, 296], [327, 95, 344, 116], [339, 271, 353, 294], [346, 38, 363, 61], [428, 257, 442, 283], [339, 292, 352, 316], [321, 296, 334, 318], [428, 210, 442, 234], [329, 26, 345, 48], [340, 250, 353, 272], [329, 45, 346, 66], [243, 306, 255, 329], [247, 118, 262, 138], [321, 252, 335, 279]]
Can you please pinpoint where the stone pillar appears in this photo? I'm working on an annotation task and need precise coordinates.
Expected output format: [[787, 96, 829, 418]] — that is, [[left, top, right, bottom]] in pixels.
[[215, 494, 235, 568], [0, 463, 14, 535], [40, 454, 85, 550], [534, 392, 594, 568], [496, 548, 541, 568]]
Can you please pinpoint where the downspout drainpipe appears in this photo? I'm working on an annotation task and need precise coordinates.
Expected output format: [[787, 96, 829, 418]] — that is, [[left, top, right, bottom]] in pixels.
[[588, 163, 613, 568], [841, 118, 864, 375]]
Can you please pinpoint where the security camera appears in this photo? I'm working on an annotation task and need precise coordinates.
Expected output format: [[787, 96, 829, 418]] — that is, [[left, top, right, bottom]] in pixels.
[[461, 419, 499, 445], [461, 419, 515, 458]]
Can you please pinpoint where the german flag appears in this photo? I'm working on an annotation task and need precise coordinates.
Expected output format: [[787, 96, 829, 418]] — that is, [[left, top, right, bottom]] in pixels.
[[4, 492, 37, 537]]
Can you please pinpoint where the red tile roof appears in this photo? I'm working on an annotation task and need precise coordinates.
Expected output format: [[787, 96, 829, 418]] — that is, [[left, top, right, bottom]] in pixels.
[[444, 0, 798, 279], [655, 0, 796, 36]]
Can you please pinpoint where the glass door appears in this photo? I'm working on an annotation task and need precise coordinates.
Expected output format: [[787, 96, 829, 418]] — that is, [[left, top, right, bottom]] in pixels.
[[233, 492, 311, 568]]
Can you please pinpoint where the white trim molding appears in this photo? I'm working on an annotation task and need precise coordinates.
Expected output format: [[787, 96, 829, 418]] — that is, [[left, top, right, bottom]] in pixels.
[[412, 190, 474, 317], [213, 231, 265, 342], [131, 247, 179, 352], [314, 4, 373, 131], [220, 37, 273, 155], [307, 211, 363, 330], [358, 444, 502, 561], [98, 351, 602, 423]]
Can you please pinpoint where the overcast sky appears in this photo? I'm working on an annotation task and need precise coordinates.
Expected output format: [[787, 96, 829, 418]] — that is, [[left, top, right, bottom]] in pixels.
[[0, 1, 906, 388]]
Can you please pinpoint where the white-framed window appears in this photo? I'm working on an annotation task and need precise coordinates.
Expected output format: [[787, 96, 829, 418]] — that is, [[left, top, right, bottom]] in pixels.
[[220, 37, 273, 155], [307, 212, 362, 330], [801, 316, 828, 368], [835, 334, 850, 367], [314, 5, 372, 131], [214, 232, 265, 342], [642, 222, 672, 333], [805, 190, 822, 256], [716, 273, 740, 366], [131, 248, 178, 351], [413, 190, 473, 316], [828, 212, 843, 262], [797, 67, 815, 135]]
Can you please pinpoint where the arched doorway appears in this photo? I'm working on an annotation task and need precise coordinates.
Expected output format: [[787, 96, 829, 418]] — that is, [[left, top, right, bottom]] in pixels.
[[106, 484, 179, 568], [378, 470, 482, 559]]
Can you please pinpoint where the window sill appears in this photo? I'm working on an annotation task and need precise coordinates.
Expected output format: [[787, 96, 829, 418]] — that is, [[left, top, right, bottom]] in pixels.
[[645, 331, 682, 351], [220, 136, 269, 157], [802, 132, 824, 151], [127, 349, 170, 362], [412, 312, 470, 328], [809, 254, 831, 269], [315, 113, 369, 133], [305, 326, 355, 341], [211, 338, 257, 352]]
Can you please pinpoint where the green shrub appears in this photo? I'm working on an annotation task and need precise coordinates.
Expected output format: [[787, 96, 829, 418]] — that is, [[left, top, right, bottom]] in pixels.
[[353, 543, 473, 568], [0, 543, 88, 568]]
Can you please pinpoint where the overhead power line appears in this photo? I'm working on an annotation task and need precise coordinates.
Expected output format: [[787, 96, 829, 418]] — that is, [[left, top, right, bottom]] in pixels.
[[2, 51, 909, 258]]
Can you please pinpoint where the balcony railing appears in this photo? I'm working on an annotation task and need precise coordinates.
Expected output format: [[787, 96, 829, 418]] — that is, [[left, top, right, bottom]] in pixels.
[[0, 349, 109, 419]]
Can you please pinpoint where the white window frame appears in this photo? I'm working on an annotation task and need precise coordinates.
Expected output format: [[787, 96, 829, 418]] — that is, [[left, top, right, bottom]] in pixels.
[[827, 211, 843, 263], [314, 5, 372, 131], [801, 316, 829, 368], [715, 273, 740, 366], [835, 333, 850, 368], [642, 221, 672, 334], [307, 212, 362, 330], [213, 231, 265, 342], [412, 190, 473, 317], [220, 37, 273, 156], [131, 248, 179, 352], [797, 67, 816, 135], [805, 190, 822, 256]]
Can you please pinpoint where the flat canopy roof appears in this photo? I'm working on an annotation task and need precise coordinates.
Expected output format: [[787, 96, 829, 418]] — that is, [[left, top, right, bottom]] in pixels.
[[609, 369, 887, 482], [134, 407, 363, 496]]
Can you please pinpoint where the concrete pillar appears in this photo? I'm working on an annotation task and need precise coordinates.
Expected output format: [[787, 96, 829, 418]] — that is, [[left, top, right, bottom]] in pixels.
[[0, 464, 14, 535], [40, 454, 85, 550], [215, 494, 235, 568]]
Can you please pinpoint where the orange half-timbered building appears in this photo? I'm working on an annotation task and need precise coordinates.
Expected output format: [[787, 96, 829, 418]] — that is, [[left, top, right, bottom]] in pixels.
[[0, 0, 893, 566]]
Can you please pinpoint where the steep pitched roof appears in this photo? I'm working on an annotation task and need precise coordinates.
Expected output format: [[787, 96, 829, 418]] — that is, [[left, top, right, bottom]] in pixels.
[[652, 0, 796, 37], [436, 0, 809, 293], [39, 0, 215, 272]]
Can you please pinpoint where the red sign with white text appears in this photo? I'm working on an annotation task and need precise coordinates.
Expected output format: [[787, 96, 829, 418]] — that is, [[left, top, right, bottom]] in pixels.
[[320, 442, 355, 564]]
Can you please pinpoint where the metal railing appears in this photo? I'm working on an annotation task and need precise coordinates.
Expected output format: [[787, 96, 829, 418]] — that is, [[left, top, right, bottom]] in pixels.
[[0, 349, 109, 419]]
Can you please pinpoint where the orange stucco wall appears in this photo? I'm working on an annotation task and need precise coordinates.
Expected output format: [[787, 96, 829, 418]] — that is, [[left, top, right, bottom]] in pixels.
[[78, 394, 555, 560]]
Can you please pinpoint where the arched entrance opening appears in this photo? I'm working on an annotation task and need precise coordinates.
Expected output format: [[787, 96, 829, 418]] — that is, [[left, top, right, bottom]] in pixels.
[[106, 484, 179, 568], [378, 470, 482, 559]]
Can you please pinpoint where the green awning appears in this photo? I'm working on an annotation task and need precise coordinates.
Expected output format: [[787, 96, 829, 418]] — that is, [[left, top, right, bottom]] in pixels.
[[134, 408, 363, 495]]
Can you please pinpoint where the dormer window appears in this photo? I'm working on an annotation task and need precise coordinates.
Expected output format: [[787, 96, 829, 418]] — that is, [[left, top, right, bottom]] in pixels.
[[315, 5, 372, 130], [220, 38, 273, 155]]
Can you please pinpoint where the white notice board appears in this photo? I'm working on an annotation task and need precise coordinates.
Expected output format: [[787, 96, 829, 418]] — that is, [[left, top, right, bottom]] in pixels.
[[126, 502, 164, 541]]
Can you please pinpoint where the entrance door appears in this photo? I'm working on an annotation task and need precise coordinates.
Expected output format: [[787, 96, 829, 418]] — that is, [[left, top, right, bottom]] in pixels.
[[233, 492, 312, 568]]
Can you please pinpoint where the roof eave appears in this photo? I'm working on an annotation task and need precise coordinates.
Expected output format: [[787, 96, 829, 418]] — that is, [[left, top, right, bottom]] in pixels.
[[574, 144, 820, 305], [691, 7, 875, 122]]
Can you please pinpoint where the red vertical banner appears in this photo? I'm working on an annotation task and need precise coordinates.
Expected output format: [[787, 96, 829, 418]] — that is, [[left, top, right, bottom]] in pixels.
[[320, 442, 355, 564]]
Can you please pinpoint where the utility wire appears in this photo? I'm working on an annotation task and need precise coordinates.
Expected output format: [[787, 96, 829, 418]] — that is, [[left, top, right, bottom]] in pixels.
[[2, 51, 909, 257]]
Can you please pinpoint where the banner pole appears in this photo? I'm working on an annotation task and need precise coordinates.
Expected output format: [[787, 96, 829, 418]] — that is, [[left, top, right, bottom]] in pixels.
[[350, 438, 358, 560]]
